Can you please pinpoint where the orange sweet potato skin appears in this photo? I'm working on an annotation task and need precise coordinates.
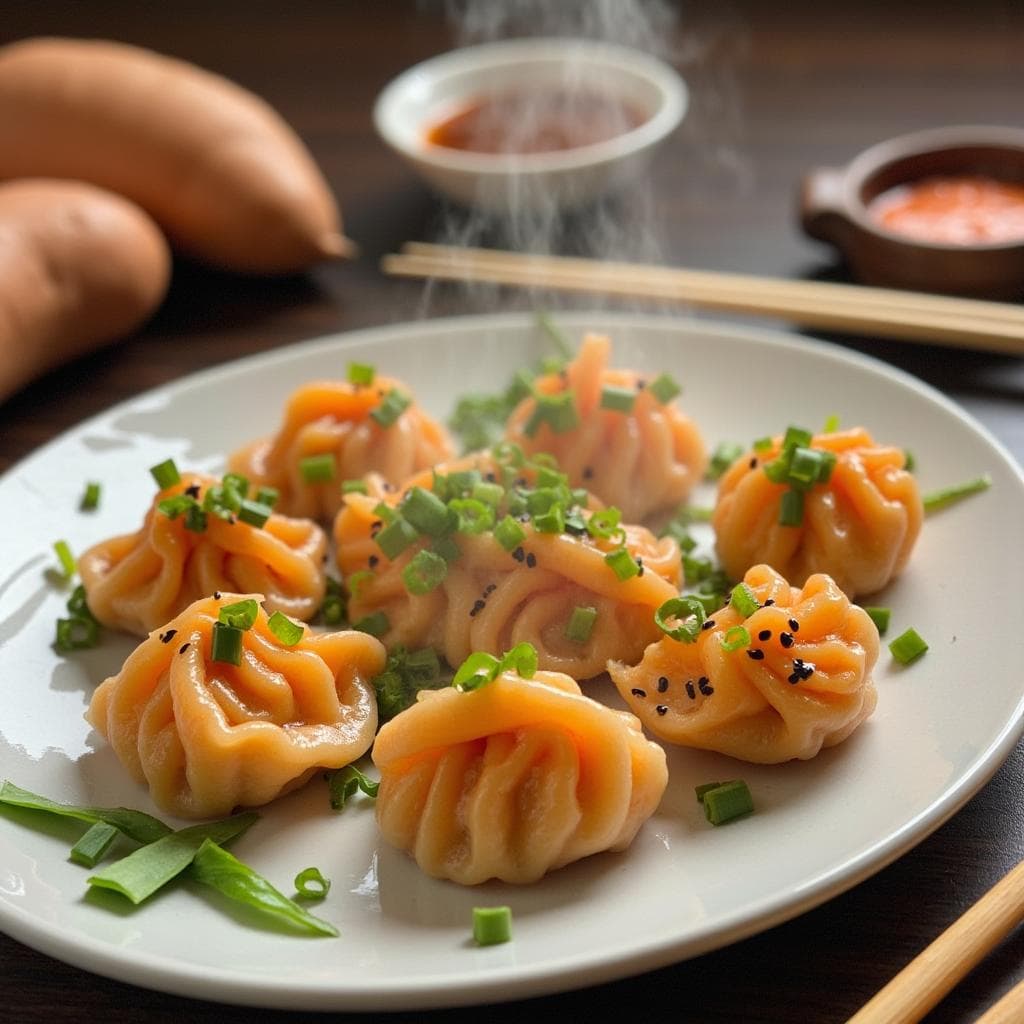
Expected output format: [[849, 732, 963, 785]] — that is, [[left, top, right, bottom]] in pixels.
[[0, 37, 346, 274], [0, 179, 171, 403]]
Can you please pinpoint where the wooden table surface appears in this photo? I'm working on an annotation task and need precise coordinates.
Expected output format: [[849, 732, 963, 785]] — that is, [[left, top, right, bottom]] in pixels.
[[2, 3, 1024, 1021]]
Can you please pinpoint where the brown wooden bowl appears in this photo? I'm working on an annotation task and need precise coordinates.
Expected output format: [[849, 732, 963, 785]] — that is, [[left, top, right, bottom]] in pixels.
[[800, 125, 1024, 298]]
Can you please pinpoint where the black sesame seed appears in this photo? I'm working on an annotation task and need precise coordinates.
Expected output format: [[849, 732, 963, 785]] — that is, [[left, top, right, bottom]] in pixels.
[[368, 555, 379, 568], [159, 629, 177, 644], [702, 619, 716, 631], [485, 472, 496, 482], [657, 676, 669, 693], [656, 704, 668, 716], [789, 618, 800, 632], [637, 379, 646, 389], [631, 687, 647, 698], [764, 599, 775, 606], [583, 466, 594, 480], [758, 629, 772, 641], [698, 676, 714, 695], [685, 681, 696, 700], [214, 591, 221, 600], [185, 484, 200, 498], [749, 457, 757, 469], [469, 599, 486, 618], [526, 553, 537, 568], [512, 546, 525, 562], [485, 583, 497, 595], [747, 648, 765, 660], [787, 672, 800, 685], [179, 643, 190, 654], [780, 632, 794, 648]]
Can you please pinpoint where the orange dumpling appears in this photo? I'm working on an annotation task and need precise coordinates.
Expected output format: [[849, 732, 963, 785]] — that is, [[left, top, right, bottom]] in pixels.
[[334, 450, 682, 680], [373, 666, 668, 884], [227, 375, 454, 523], [79, 472, 327, 637], [713, 426, 922, 598], [609, 564, 879, 763], [503, 333, 707, 524], [87, 593, 384, 818]]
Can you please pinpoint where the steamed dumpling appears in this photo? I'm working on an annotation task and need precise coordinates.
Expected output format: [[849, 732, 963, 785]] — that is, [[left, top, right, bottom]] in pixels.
[[79, 472, 328, 636], [334, 450, 682, 680], [609, 564, 879, 763], [227, 375, 454, 523], [713, 426, 922, 598], [372, 667, 668, 884], [87, 593, 384, 818], [503, 333, 707, 524]]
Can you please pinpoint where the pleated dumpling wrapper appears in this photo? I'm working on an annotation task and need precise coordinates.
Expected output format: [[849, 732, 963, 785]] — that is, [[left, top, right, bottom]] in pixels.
[[373, 651, 668, 884], [334, 449, 681, 680], [79, 471, 327, 636], [503, 333, 707, 524], [227, 372, 454, 523], [87, 593, 384, 818], [713, 426, 922, 599], [609, 564, 879, 763]]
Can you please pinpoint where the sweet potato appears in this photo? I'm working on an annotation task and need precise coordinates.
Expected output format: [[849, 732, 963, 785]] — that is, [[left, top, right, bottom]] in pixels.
[[0, 36, 348, 275], [0, 178, 171, 403]]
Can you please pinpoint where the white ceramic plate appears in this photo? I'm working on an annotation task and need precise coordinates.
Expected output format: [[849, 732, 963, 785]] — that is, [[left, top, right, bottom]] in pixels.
[[1, 312, 1022, 1012]]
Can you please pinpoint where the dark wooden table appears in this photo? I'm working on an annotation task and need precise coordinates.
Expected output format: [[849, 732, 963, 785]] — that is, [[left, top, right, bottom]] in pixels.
[[3, 3, 1023, 1021]]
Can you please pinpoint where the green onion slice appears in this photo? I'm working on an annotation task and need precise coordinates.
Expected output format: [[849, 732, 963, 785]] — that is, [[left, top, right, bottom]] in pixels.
[[80, 481, 101, 511], [53, 539, 76, 578], [473, 905, 512, 946], [605, 547, 640, 581], [401, 486, 453, 537], [149, 459, 181, 489], [864, 606, 891, 634], [294, 866, 331, 900], [703, 780, 754, 825], [599, 385, 636, 413], [402, 549, 448, 595], [922, 474, 992, 513], [191, 839, 338, 937], [256, 486, 280, 508], [494, 514, 527, 552], [707, 442, 744, 481], [268, 611, 304, 646], [211, 621, 244, 665], [347, 362, 375, 386], [648, 373, 681, 404], [452, 652, 501, 692], [565, 605, 598, 643], [779, 488, 805, 527], [327, 763, 380, 810], [721, 625, 751, 652], [55, 616, 100, 652], [729, 583, 760, 617], [299, 453, 336, 483], [237, 499, 273, 529], [70, 821, 121, 868], [370, 389, 411, 428], [218, 598, 259, 630], [654, 596, 706, 643], [889, 627, 928, 665], [375, 516, 419, 559]]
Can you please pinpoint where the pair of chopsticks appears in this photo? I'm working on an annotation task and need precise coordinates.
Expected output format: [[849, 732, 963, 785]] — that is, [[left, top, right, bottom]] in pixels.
[[381, 242, 1024, 356], [846, 858, 1024, 1023]]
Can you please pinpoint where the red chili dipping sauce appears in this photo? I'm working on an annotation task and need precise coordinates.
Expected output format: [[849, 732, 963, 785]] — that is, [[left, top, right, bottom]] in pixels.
[[867, 175, 1024, 245], [425, 90, 647, 155]]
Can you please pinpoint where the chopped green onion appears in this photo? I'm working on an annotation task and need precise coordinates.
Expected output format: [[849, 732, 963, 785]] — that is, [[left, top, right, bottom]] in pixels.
[[353, 611, 390, 638], [237, 499, 273, 528], [268, 611, 304, 646], [788, 447, 827, 487], [375, 516, 419, 559], [219, 598, 259, 630], [500, 642, 537, 679], [372, 501, 397, 525], [599, 385, 637, 413], [402, 549, 448, 595], [453, 652, 501, 692], [347, 362, 375, 386], [494, 514, 527, 552], [190, 838, 338, 937], [444, 469, 482, 496], [605, 547, 640, 581], [587, 507, 624, 541], [702, 780, 754, 825], [87, 812, 258, 905], [55, 615, 100, 651], [371, 645, 445, 722], [401, 486, 453, 538], [70, 821, 121, 868], [256, 486, 279, 508], [783, 425, 813, 450], [779, 488, 805, 527], [904, 450, 916, 472], [370, 388, 411, 428], [823, 414, 840, 432], [449, 498, 495, 535], [211, 621, 244, 665], [889, 627, 928, 665], [294, 866, 331, 900], [149, 459, 181, 489], [707, 442, 744, 481], [922, 474, 992, 513], [752, 436, 773, 453], [532, 504, 565, 534], [471, 480, 505, 507], [203, 482, 242, 520], [341, 479, 368, 495], [299, 453, 336, 483], [864, 607, 891, 634], [523, 391, 579, 437], [79, 481, 101, 511], [721, 625, 751, 652], [222, 473, 250, 498], [157, 494, 193, 519], [0, 781, 170, 844], [53, 539, 76, 578], [431, 535, 463, 563], [327, 763, 380, 810], [565, 605, 598, 644], [473, 905, 512, 946], [695, 781, 725, 803], [729, 583, 760, 617], [184, 503, 208, 533], [66, 584, 93, 619], [654, 596, 706, 643], [648, 372, 681, 404]]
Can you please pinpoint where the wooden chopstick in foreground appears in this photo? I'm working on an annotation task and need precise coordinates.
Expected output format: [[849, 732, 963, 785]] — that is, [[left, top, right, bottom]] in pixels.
[[845, 858, 1024, 1024], [382, 242, 1024, 355]]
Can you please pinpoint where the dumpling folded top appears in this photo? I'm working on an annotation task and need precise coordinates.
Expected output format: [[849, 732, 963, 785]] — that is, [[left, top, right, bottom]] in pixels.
[[79, 471, 328, 636], [372, 662, 668, 884], [227, 374, 454, 523], [609, 564, 879, 763], [713, 425, 922, 598], [87, 593, 385, 818], [503, 333, 707, 524]]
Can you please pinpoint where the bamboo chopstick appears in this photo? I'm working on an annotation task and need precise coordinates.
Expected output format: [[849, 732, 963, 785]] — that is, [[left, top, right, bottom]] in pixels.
[[381, 242, 1024, 355], [845, 859, 1024, 1024], [974, 976, 1024, 1024]]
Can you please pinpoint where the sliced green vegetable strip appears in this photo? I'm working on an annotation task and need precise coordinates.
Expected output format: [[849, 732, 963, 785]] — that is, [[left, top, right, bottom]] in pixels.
[[87, 812, 258, 905], [218, 598, 259, 630], [53, 539, 76, 578], [729, 582, 760, 617], [80, 481, 101, 511], [55, 615, 100, 652], [864, 607, 891, 634], [648, 372, 681, 404], [922, 474, 992, 513], [211, 621, 243, 665], [70, 821, 121, 868], [599, 385, 636, 413], [473, 905, 512, 946], [268, 611, 304, 646], [327, 764, 380, 810], [370, 389, 411, 428], [294, 866, 331, 900], [707, 442, 744, 481], [565, 606, 597, 643], [347, 362, 375, 386], [703, 780, 754, 825], [694, 781, 723, 803], [190, 839, 338, 937], [299, 453, 336, 483], [0, 781, 171, 844], [721, 625, 751, 652], [654, 596, 706, 643], [889, 628, 928, 665], [149, 459, 181, 489]]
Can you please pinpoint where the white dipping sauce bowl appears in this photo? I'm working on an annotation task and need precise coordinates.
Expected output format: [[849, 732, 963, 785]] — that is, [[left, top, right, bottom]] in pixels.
[[373, 38, 687, 213]]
